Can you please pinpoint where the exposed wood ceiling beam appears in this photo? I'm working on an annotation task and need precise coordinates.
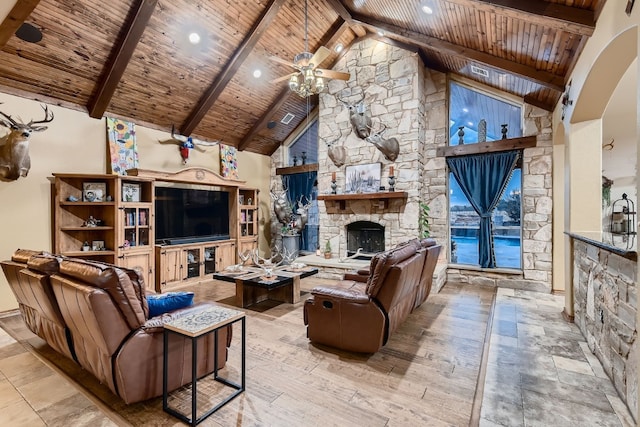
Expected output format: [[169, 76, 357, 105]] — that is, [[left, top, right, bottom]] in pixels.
[[238, 86, 292, 152], [87, 0, 157, 118], [180, 0, 285, 136], [239, 16, 351, 152], [0, 0, 41, 48], [443, 0, 594, 36], [523, 94, 556, 112], [352, 13, 565, 93]]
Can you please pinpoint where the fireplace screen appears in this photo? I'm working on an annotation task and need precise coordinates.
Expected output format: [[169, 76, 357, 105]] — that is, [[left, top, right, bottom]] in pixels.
[[346, 221, 385, 257]]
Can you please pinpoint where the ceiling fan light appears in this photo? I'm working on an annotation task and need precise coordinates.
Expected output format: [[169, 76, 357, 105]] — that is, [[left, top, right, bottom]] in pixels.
[[304, 68, 315, 85], [315, 77, 325, 92], [288, 74, 300, 91]]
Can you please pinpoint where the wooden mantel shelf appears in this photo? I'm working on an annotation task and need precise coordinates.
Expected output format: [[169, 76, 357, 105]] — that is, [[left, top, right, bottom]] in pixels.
[[318, 191, 408, 210]]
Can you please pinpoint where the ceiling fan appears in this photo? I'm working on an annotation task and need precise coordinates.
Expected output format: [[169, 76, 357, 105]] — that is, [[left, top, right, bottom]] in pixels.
[[269, 0, 350, 97]]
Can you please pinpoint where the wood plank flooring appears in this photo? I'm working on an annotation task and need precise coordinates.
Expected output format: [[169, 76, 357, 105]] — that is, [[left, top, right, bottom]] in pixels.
[[0, 279, 634, 426]]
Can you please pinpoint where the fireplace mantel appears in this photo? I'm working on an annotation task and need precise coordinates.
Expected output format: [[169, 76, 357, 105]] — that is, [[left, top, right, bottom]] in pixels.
[[318, 191, 408, 211]]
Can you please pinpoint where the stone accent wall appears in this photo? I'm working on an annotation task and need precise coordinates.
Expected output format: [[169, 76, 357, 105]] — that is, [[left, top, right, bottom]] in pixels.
[[269, 39, 553, 292], [573, 240, 637, 420], [316, 39, 447, 258], [447, 105, 553, 292]]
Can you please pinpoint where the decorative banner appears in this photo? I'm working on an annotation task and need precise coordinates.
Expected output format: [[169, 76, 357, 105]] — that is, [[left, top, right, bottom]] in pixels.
[[219, 143, 239, 179], [106, 117, 138, 175]]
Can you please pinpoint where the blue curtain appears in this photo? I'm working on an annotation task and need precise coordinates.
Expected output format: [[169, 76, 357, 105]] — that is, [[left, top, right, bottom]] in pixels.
[[447, 150, 519, 268], [282, 171, 317, 251]]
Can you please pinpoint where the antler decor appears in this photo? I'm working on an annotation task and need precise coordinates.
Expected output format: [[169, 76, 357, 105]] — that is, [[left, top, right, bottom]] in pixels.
[[0, 104, 54, 181]]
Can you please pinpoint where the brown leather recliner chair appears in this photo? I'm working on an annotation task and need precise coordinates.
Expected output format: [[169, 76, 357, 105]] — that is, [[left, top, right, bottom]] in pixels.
[[304, 242, 425, 353], [342, 238, 442, 311], [0, 250, 76, 361]]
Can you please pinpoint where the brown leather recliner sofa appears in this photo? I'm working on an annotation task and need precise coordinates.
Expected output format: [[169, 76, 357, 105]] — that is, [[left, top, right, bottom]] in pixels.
[[1, 250, 232, 404], [304, 238, 441, 353]]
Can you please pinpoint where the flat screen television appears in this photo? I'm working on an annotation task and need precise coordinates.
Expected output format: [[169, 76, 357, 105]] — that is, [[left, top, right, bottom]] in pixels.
[[155, 187, 230, 244]]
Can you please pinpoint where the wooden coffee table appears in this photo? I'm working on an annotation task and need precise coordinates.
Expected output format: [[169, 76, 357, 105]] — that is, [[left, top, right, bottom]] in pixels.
[[213, 265, 318, 308]]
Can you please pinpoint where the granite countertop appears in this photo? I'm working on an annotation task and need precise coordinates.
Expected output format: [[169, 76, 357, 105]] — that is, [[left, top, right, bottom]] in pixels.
[[565, 231, 637, 261]]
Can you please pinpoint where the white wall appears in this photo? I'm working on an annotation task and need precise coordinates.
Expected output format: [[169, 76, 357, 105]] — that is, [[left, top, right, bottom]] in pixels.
[[0, 92, 271, 312]]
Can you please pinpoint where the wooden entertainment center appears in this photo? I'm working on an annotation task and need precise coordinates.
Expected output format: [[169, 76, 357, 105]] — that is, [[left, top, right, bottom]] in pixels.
[[52, 168, 259, 292]]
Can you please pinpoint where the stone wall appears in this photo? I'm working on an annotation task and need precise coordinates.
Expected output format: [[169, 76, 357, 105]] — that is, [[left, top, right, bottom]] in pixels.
[[573, 240, 637, 420], [447, 104, 553, 292], [316, 39, 447, 257]]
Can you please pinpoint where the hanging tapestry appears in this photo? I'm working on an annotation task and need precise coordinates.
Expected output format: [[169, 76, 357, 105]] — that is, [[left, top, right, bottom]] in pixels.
[[219, 143, 239, 179], [106, 117, 138, 175]]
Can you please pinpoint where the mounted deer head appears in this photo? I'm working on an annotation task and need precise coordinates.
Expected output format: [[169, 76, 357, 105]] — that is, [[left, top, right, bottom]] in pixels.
[[158, 124, 220, 164], [0, 104, 54, 181], [366, 122, 400, 162], [338, 92, 371, 139], [325, 131, 347, 167], [292, 195, 312, 234]]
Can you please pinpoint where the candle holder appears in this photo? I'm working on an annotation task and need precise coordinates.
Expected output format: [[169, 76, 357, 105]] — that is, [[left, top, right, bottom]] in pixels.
[[388, 175, 396, 192], [331, 179, 337, 194], [501, 124, 508, 139]]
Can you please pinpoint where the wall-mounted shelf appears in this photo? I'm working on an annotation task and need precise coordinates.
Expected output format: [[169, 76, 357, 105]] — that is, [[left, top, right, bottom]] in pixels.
[[318, 191, 408, 210]]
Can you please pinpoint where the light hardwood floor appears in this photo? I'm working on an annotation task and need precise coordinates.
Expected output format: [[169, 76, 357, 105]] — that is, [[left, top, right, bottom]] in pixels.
[[0, 278, 634, 426]]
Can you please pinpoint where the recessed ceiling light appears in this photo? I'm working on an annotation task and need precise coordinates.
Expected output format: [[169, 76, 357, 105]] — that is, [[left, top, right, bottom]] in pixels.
[[467, 121, 473, 127], [188, 32, 201, 44], [377, 30, 385, 37], [462, 108, 469, 113], [334, 43, 344, 53], [422, 5, 433, 14], [253, 69, 262, 78]]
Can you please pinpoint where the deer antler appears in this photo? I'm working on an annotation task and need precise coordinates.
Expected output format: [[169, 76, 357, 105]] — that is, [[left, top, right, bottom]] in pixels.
[[27, 105, 54, 127]]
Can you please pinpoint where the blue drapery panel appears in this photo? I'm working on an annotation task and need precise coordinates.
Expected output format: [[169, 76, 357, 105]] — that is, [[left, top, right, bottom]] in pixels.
[[446, 150, 519, 268], [282, 171, 317, 251]]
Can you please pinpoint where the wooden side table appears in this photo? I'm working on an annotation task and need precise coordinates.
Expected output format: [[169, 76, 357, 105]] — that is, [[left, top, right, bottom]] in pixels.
[[163, 305, 245, 426]]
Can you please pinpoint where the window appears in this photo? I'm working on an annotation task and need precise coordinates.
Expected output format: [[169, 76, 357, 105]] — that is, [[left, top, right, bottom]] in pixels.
[[448, 81, 522, 268], [284, 119, 319, 253]]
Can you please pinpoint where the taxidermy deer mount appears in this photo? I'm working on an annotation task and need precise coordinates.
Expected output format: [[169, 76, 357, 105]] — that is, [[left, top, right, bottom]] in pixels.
[[325, 130, 347, 167], [338, 92, 371, 139], [0, 104, 54, 181], [366, 122, 400, 162], [158, 125, 220, 164]]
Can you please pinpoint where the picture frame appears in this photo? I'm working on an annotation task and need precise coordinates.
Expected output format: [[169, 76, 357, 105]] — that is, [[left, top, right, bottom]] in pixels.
[[91, 240, 105, 251], [83, 182, 107, 202], [345, 163, 382, 194], [122, 182, 141, 202]]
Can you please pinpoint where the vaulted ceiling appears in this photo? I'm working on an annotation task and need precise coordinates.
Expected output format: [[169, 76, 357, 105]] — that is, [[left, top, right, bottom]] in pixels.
[[0, 0, 605, 156]]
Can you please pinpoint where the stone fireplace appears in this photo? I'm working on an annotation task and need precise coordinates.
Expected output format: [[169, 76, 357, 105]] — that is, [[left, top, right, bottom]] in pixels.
[[346, 221, 384, 256]]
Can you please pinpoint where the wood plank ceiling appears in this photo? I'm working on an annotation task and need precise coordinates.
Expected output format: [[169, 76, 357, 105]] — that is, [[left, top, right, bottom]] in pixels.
[[0, 0, 605, 156]]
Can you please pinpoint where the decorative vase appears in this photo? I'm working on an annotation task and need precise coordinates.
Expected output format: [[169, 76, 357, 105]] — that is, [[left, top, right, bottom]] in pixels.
[[324, 252, 331, 259], [457, 126, 465, 145]]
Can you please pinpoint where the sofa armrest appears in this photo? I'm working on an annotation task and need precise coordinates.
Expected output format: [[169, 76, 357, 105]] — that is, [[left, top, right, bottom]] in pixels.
[[343, 270, 369, 282], [311, 285, 370, 304]]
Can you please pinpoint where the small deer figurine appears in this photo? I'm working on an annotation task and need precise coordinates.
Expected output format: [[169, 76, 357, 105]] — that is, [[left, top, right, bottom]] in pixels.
[[0, 104, 54, 181]]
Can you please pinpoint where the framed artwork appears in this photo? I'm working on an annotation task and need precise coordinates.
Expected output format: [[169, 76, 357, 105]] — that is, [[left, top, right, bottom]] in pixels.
[[122, 183, 141, 202], [219, 143, 239, 179], [345, 163, 382, 194], [91, 240, 105, 251], [106, 117, 138, 175], [83, 182, 107, 202]]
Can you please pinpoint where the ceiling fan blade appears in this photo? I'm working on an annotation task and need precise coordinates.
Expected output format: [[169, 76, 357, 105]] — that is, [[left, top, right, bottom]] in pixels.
[[315, 69, 350, 81], [309, 46, 330, 68], [271, 72, 298, 84], [268, 55, 298, 69]]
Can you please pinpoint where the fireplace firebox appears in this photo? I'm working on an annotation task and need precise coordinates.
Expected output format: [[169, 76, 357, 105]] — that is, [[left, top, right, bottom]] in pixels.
[[346, 221, 385, 258]]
